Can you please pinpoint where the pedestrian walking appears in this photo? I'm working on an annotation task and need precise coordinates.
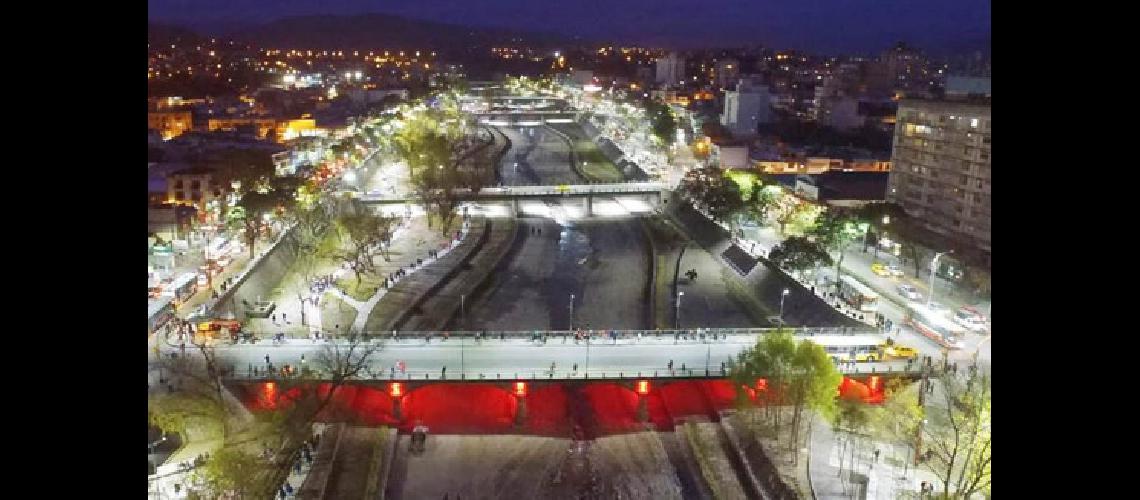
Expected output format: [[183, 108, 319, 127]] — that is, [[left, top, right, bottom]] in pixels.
[[283, 312, 287, 323], [874, 449, 880, 461], [441, 366, 447, 378], [265, 354, 271, 364], [668, 360, 674, 371], [272, 313, 277, 323]]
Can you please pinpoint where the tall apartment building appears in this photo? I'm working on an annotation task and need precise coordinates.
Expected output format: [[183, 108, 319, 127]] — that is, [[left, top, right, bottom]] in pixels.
[[721, 77, 771, 136], [714, 58, 740, 90], [655, 52, 685, 87], [888, 99, 991, 255]]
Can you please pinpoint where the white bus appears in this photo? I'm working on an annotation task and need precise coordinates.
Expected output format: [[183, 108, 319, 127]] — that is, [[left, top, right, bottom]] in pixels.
[[148, 296, 175, 337], [161, 272, 198, 307], [807, 334, 891, 363], [905, 303, 966, 349], [838, 275, 879, 312]]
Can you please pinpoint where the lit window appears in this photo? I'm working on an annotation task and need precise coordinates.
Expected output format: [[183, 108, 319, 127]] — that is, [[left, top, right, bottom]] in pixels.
[[970, 118, 979, 128]]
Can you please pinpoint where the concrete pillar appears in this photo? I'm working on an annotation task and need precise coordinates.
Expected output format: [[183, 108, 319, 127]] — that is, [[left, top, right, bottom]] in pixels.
[[511, 198, 520, 218], [514, 395, 528, 428], [637, 394, 648, 423], [585, 195, 594, 217], [392, 395, 403, 422]]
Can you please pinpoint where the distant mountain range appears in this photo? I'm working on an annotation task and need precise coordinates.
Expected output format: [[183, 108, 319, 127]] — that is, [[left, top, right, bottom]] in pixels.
[[149, 14, 578, 52], [149, 13, 987, 59]]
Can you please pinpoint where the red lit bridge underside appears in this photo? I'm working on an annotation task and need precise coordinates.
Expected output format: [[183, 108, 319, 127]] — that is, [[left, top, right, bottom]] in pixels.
[[232, 377, 885, 438]]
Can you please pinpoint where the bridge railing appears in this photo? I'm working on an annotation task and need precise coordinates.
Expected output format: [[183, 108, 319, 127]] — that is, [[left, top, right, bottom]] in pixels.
[[226, 362, 921, 383], [229, 327, 885, 343]]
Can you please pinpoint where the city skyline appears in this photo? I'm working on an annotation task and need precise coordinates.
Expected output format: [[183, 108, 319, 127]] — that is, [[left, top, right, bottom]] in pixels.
[[148, 0, 991, 55]]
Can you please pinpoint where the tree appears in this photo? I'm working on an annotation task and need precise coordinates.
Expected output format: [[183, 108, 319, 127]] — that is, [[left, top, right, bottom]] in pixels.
[[832, 396, 874, 493], [768, 236, 833, 281], [786, 338, 842, 463], [281, 203, 334, 326], [680, 166, 744, 224], [731, 330, 842, 461], [922, 372, 992, 499], [729, 329, 797, 444], [236, 191, 279, 259], [870, 379, 924, 482], [649, 100, 678, 146], [394, 105, 481, 235], [747, 183, 781, 226], [332, 210, 398, 285], [774, 199, 822, 236], [809, 208, 864, 292]]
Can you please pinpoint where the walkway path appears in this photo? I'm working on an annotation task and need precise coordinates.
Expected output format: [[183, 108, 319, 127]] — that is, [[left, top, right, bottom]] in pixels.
[[808, 416, 940, 499], [326, 218, 467, 333], [248, 216, 460, 338]]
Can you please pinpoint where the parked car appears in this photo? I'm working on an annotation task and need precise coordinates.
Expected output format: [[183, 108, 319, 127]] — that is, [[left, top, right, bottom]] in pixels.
[[897, 284, 922, 301]]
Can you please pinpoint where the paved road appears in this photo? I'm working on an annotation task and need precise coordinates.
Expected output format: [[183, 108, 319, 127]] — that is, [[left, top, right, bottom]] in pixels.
[[159, 337, 913, 381]]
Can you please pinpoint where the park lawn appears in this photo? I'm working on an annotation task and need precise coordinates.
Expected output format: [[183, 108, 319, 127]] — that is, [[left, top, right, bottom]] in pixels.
[[574, 139, 624, 182], [320, 293, 359, 331], [335, 272, 384, 302]]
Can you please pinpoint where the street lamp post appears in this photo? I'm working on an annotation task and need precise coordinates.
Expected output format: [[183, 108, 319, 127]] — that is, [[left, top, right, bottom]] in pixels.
[[569, 294, 575, 330], [927, 250, 953, 306], [779, 288, 790, 325], [675, 291, 684, 329], [875, 215, 889, 258]]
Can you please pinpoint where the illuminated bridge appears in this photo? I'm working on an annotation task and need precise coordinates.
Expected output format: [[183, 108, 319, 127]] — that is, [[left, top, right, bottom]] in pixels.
[[168, 327, 926, 383], [155, 327, 926, 435], [357, 182, 668, 216]]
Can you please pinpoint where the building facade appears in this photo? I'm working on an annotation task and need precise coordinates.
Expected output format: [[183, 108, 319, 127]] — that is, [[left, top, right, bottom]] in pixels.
[[720, 77, 771, 136], [888, 99, 991, 254], [166, 167, 228, 214], [148, 110, 193, 140], [655, 52, 685, 87], [714, 59, 740, 90]]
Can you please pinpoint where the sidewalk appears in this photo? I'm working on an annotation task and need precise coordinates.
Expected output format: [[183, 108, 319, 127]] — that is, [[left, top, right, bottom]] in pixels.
[[739, 221, 989, 321], [808, 417, 938, 499], [249, 216, 461, 339]]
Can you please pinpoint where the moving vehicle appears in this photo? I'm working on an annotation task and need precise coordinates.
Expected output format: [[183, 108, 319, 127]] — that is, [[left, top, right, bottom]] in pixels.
[[905, 303, 966, 349], [880, 340, 919, 360], [197, 319, 243, 335], [897, 284, 923, 301], [953, 307, 989, 333], [871, 262, 891, 277], [886, 264, 905, 277], [810, 334, 892, 363], [148, 296, 175, 337], [837, 275, 880, 312], [161, 273, 199, 307]]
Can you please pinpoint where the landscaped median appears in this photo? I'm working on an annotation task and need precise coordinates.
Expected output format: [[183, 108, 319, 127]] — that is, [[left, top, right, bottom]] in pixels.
[[545, 122, 626, 183]]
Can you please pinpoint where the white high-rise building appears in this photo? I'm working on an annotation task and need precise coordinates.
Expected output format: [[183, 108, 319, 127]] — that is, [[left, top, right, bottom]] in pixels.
[[655, 53, 685, 87], [888, 99, 991, 255], [720, 77, 771, 136]]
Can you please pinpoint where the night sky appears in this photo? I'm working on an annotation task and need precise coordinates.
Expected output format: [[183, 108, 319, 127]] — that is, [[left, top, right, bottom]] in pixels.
[[149, 0, 990, 55]]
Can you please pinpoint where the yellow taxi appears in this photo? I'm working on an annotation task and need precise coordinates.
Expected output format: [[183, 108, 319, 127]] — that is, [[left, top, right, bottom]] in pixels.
[[870, 262, 893, 277], [880, 343, 918, 360]]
